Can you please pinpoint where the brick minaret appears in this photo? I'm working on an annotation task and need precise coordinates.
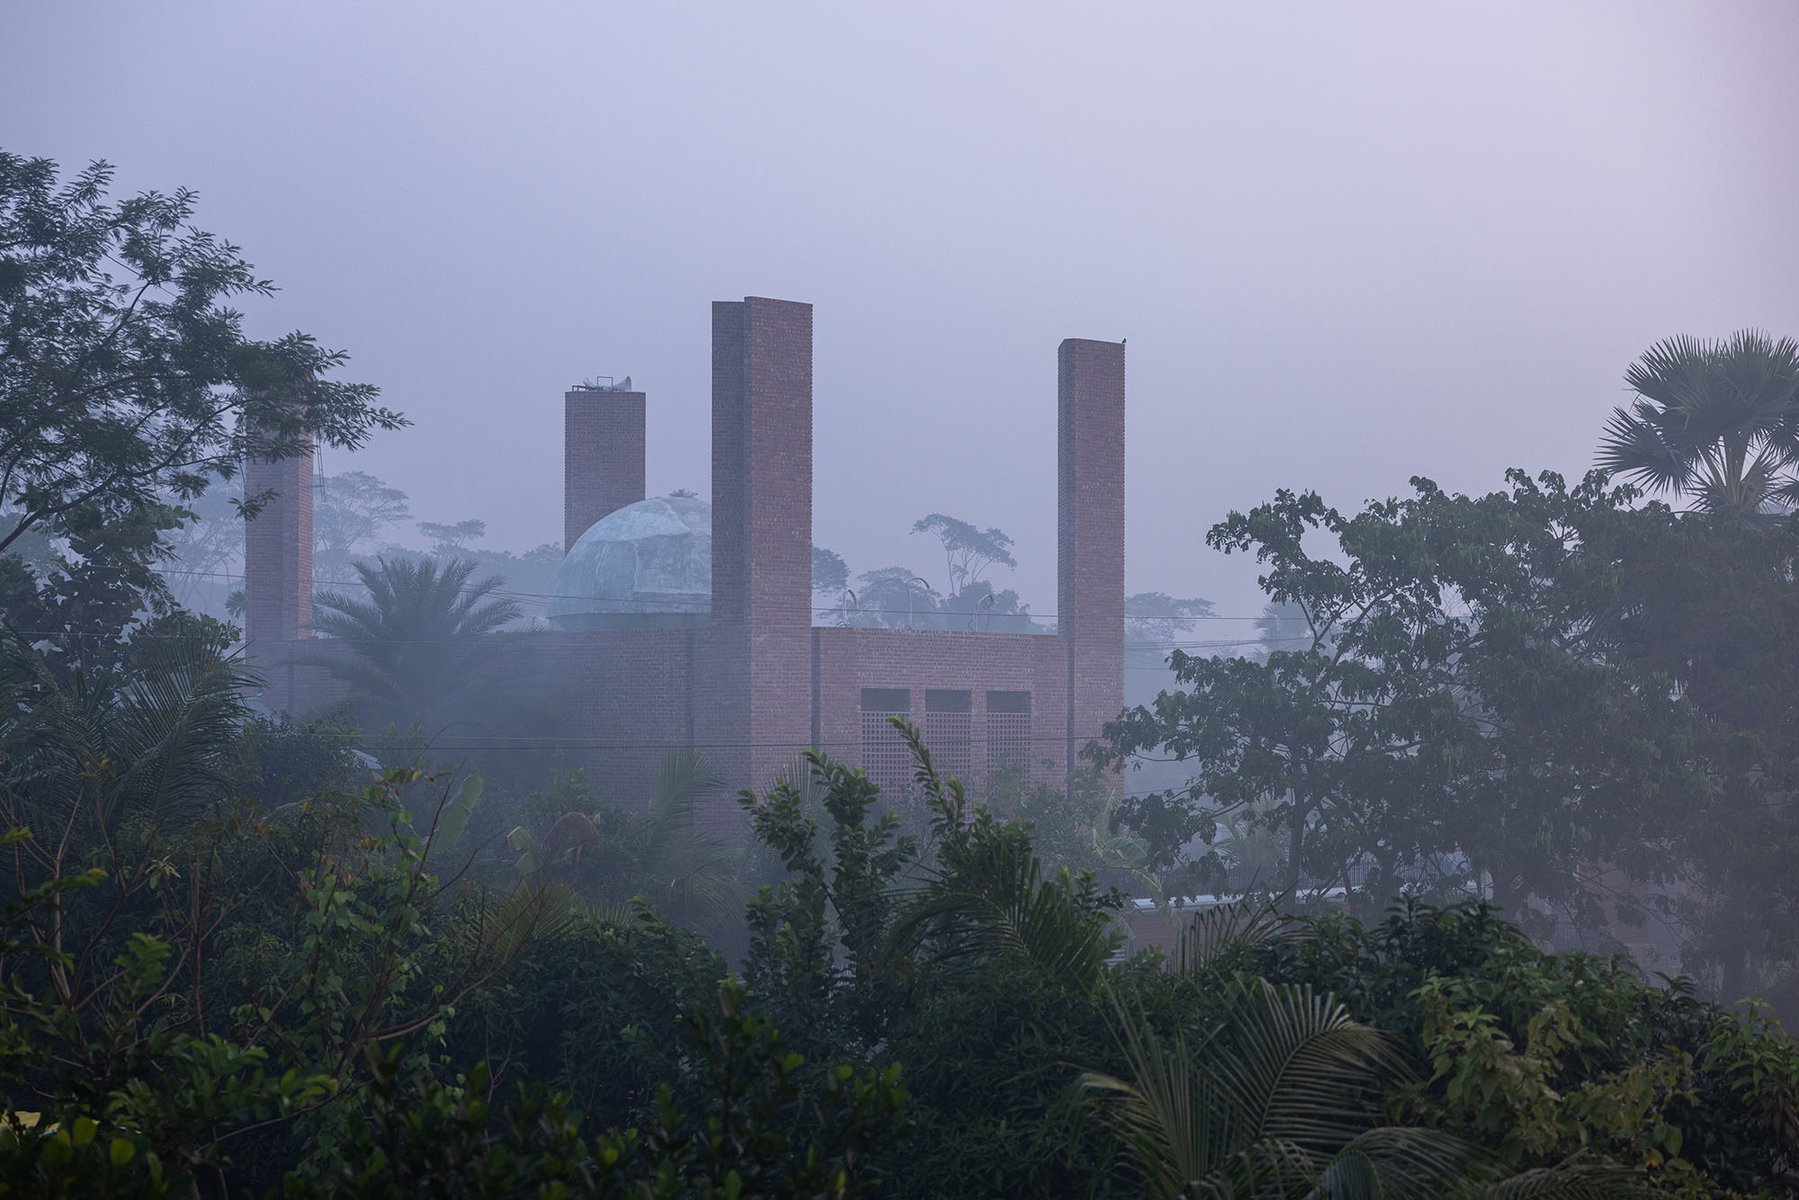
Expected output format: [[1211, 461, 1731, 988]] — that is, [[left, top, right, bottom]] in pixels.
[[1057, 338, 1126, 780], [243, 443, 314, 647], [707, 297, 814, 805], [564, 385, 647, 550]]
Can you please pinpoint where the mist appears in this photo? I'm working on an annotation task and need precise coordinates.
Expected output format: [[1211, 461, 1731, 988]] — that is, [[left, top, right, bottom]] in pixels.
[[9, 2, 1797, 620], [8, 5, 1799, 1192]]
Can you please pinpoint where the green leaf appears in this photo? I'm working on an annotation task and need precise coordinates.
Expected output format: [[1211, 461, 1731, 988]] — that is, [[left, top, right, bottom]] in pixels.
[[434, 774, 483, 856]]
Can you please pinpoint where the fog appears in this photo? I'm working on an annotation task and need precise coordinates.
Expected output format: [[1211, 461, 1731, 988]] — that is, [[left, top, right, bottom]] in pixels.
[[9, 2, 1797, 620], [16, 9, 1799, 1185]]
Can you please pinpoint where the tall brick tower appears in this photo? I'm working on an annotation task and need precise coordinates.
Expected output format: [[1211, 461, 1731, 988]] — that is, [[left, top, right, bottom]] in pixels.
[[564, 383, 647, 550], [704, 297, 814, 811], [1057, 338, 1126, 780], [243, 442, 314, 709]]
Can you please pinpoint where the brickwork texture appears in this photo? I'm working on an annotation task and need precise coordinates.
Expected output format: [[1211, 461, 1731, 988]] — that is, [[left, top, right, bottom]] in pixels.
[[247, 299, 1126, 830], [563, 389, 647, 551]]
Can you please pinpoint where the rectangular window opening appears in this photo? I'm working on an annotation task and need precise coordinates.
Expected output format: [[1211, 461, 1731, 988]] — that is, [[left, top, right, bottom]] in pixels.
[[859, 687, 912, 797], [986, 690, 1032, 775], [923, 689, 973, 781]]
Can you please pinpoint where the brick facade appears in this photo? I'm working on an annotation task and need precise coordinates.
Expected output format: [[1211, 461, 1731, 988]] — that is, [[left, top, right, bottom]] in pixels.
[[246, 299, 1126, 828], [701, 299, 816, 825], [244, 440, 314, 713], [1057, 339, 1127, 785], [811, 628, 1070, 788], [564, 388, 647, 551]]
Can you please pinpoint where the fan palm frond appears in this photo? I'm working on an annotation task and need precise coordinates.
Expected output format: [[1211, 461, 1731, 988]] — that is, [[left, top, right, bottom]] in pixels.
[[1599, 329, 1799, 516]]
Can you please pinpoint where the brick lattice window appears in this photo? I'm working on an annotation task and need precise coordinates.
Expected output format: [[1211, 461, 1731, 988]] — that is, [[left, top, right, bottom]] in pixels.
[[860, 688, 912, 797], [986, 690, 1032, 774], [923, 689, 973, 782]]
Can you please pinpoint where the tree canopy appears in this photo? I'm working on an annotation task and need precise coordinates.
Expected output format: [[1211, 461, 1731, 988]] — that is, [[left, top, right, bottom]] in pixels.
[[1100, 471, 1708, 922], [0, 154, 403, 564], [911, 512, 1017, 596]]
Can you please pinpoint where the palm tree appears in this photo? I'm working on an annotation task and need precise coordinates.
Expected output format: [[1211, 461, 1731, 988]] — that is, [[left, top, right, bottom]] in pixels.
[[1083, 900, 1646, 1198], [1597, 330, 1799, 517], [886, 719, 1119, 992], [308, 556, 525, 740], [0, 630, 256, 1006], [621, 751, 741, 931], [0, 629, 255, 844], [1079, 977, 1481, 1198]]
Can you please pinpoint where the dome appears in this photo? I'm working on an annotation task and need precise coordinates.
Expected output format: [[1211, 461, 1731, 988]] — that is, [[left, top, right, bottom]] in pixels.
[[548, 495, 711, 631]]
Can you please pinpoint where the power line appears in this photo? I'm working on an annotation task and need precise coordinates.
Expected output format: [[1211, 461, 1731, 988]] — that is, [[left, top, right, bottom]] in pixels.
[[293, 729, 1125, 752], [150, 567, 1279, 623], [6, 626, 1315, 654]]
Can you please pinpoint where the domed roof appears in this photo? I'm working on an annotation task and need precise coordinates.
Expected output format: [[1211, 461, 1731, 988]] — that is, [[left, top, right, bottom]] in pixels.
[[548, 495, 711, 631]]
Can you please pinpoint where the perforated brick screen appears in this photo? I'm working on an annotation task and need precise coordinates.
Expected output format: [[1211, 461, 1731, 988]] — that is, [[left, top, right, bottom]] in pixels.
[[860, 687, 912, 797], [986, 689, 1033, 773]]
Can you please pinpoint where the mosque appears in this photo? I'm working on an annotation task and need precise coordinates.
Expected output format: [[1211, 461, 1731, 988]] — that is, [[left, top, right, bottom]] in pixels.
[[242, 296, 1125, 826]]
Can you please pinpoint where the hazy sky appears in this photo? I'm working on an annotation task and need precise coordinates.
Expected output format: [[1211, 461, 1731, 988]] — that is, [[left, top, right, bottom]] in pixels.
[[7, 2, 1798, 624]]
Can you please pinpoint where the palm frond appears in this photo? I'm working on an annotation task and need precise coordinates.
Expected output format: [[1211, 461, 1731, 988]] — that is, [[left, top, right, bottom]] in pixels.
[[1081, 977, 1488, 1200], [305, 555, 528, 731], [1212, 979, 1402, 1151], [632, 750, 740, 927], [1479, 1157, 1647, 1199], [107, 639, 256, 830], [1177, 897, 1297, 976], [892, 832, 1114, 990], [1601, 329, 1799, 514], [1077, 1013, 1229, 1200]]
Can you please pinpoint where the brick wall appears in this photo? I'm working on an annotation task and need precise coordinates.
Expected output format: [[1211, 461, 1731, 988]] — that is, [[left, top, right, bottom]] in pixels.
[[244, 441, 314, 711], [246, 306, 1132, 845], [524, 629, 700, 806], [704, 298, 815, 826], [811, 628, 1071, 798], [564, 388, 647, 550], [271, 630, 703, 813], [1057, 339, 1127, 781]]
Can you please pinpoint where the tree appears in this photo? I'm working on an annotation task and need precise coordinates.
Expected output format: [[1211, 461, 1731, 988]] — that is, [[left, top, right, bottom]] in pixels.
[[313, 469, 411, 582], [1597, 329, 1799, 517], [1582, 508, 1799, 1004], [415, 518, 486, 557], [0, 510, 208, 680], [0, 153, 403, 574], [1099, 471, 1706, 927], [157, 482, 244, 614], [1123, 591, 1216, 645], [307, 556, 526, 741], [911, 513, 1016, 596], [849, 566, 939, 629], [0, 622, 253, 879], [812, 545, 849, 596]]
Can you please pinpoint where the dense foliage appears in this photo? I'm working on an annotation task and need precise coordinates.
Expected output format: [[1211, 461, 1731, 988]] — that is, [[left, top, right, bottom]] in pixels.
[[0, 152, 402, 679], [3, 680, 1798, 1196], [6, 153, 1799, 1195], [1101, 465, 1799, 1014]]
